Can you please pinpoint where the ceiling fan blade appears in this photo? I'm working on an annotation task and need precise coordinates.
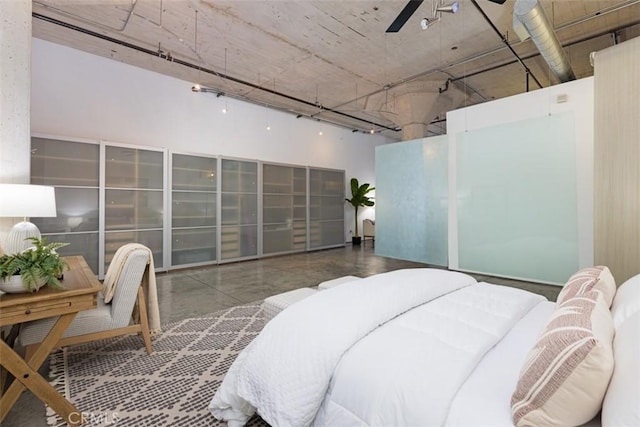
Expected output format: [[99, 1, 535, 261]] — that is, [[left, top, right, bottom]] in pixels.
[[386, 0, 424, 33]]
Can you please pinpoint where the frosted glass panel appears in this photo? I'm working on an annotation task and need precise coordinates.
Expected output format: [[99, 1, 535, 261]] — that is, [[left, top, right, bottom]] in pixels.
[[221, 225, 258, 259], [172, 227, 216, 265], [457, 113, 578, 283], [221, 160, 257, 193], [31, 138, 99, 186], [105, 189, 163, 230], [309, 220, 343, 247], [375, 136, 448, 266], [105, 229, 163, 269], [172, 154, 217, 191], [34, 187, 99, 233], [105, 146, 163, 189], [42, 232, 99, 274], [172, 192, 216, 228]]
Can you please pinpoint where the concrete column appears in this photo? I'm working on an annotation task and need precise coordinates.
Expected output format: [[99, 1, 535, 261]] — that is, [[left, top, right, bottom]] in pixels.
[[377, 79, 465, 141], [0, 0, 32, 246]]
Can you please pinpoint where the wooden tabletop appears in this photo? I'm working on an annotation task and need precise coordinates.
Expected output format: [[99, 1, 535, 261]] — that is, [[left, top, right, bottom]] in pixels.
[[0, 256, 101, 326]]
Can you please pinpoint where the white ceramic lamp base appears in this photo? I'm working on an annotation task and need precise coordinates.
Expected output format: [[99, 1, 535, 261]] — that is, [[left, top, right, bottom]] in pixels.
[[5, 221, 41, 254]]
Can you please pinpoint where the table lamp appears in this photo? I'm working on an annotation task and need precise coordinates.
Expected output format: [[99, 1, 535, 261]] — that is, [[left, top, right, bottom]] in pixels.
[[0, 184, 57, 254]]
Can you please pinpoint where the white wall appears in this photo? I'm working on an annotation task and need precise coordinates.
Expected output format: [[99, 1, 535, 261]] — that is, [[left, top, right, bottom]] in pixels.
[[447, 77, 595, 274], [30, 38, 392, 241]]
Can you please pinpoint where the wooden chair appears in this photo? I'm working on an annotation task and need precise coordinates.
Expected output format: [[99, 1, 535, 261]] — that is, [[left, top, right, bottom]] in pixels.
[[19, 247, 153, 360], [363, 219, 375, 246]]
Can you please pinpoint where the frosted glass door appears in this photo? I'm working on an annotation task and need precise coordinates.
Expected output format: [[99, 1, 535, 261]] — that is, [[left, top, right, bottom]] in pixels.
[[105, 145, 164, 269], [171, 154, 217, 266], [263, 164, 307, 254], [456, 113, 578, 284], [309, 168, 345, 249], [220, 159, 258, 260], [31, 137, 100, 273]]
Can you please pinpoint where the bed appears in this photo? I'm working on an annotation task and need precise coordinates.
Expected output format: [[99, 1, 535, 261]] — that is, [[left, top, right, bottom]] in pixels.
[[209, 267, 640, 427]]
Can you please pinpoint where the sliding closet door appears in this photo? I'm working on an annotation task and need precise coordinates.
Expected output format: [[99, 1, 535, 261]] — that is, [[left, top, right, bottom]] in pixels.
[[171, 153, 217, 267], [104, 144, 165, 271], [262, 163, 307, 255], [220, 158, 258, 261], [31, 137, 100, 274], [309, 168, 345, 249]]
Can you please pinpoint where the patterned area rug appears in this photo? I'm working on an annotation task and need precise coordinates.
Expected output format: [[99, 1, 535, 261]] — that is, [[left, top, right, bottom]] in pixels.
[[47, 302, 270, 426]]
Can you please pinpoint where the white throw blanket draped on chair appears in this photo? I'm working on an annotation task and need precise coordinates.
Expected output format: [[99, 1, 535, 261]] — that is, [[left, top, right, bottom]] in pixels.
[[102, 243, 162, 335]]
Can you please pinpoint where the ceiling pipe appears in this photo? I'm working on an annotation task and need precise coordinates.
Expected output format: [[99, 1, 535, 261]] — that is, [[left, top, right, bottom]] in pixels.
[[447, 20, 639, 84], [469, 0, 543, 89], [513, 0, 576, 82]]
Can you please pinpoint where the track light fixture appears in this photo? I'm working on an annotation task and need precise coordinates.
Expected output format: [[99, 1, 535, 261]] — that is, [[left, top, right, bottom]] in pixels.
[[420, 17, 436, 30], [436, 1, 459, 14], [191, 84, 224, 96], [420, 0, 459, 30]]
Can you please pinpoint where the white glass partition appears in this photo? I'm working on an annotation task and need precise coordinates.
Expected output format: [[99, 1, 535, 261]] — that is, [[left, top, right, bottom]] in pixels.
[[456, 113, 578, 284], [375, 136, 448, 265]]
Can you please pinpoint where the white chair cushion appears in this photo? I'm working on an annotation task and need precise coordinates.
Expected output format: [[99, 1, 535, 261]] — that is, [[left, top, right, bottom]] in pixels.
[[19, 296, 113, 346]]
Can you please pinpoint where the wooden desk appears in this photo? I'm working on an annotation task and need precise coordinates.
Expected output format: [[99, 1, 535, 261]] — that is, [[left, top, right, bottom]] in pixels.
[[0, 256, 101, 425]]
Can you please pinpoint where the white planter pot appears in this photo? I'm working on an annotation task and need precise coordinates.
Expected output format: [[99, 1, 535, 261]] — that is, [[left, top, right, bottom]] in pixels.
[[0, 276, 46, 294]]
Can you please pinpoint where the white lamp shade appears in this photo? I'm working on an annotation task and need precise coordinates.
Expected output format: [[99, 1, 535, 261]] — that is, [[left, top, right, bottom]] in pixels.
[[0, 184, 57, 218]]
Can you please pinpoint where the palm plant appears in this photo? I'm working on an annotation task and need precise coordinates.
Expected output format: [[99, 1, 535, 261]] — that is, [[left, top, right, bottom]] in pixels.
[[0, 237, 69, 292], [345, 178, 375, 241]]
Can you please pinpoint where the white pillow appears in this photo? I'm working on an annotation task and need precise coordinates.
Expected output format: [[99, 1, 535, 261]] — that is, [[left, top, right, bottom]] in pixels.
[[602, 273, 640, 427], [610, 273, 640, 328]]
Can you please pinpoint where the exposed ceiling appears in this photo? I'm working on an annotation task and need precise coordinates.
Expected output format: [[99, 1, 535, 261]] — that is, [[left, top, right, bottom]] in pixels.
[[31, 0, 640, 139]]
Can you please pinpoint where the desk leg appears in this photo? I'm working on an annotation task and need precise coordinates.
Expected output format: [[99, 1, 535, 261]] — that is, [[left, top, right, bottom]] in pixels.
[[0, 313, 80, 425]]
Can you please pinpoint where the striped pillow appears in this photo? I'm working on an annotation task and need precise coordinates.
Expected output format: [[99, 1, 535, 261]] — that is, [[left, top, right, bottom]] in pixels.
[[511, 291, 615, 427], [556, 266, 616, 307]]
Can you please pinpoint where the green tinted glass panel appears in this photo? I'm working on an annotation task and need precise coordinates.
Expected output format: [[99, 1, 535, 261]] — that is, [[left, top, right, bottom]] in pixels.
[[457, 113, 578, 284]]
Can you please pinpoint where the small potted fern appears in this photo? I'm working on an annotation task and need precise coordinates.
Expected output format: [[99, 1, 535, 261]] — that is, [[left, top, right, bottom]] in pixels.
[[0, 237, 69, 293]]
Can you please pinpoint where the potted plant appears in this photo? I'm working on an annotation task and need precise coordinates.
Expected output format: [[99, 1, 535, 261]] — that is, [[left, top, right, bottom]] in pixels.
[[345, 178, 375, 245], [0, 237, 69, 293]]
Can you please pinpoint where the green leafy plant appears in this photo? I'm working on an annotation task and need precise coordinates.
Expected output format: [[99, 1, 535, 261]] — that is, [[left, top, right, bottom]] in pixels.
[[0, 237, 69, 292], [345, 177, 375, 237]]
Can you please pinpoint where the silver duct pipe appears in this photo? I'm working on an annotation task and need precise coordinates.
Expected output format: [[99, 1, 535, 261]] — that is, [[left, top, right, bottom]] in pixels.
[[514, 0, 576, 82]]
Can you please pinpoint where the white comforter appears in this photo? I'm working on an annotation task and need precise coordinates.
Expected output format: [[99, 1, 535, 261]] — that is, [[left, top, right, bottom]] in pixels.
[[314, 282, 546, 427], [209, 268, 477, 426]]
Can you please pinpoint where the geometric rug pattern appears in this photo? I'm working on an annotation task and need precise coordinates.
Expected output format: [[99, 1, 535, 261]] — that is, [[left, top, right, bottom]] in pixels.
[[47, 302, 270, 426]]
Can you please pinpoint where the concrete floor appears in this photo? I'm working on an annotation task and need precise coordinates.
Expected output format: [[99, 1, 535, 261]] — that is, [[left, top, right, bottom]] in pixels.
[[3, 244, 560, 426]]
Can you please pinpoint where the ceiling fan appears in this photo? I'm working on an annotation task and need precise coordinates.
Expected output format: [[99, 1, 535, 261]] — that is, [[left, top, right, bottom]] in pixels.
[[386, 0, 507, 33]]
